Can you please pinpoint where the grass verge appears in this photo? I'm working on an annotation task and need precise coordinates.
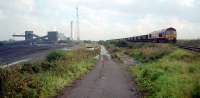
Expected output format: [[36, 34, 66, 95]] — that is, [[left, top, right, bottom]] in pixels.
[[129, 46, 200, 98], [104, 42, 200, 98], [0, 48, 100, 98]]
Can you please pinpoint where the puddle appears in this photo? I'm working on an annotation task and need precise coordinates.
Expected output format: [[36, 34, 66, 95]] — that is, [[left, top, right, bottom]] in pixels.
[[61, 48, 72, 51]]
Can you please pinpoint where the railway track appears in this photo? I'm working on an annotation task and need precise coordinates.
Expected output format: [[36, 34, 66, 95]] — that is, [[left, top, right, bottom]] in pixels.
[[176, 45, 200, 52]]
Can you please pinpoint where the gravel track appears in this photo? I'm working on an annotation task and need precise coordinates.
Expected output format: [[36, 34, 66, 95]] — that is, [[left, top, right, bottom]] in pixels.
[[57, 46, 138, 98]]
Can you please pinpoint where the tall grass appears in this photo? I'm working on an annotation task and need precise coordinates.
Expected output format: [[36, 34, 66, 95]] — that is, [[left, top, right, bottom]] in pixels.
[[104, 41, 200, 97], [129, 44, 173, 63], [130, 48, 200, 98], [0, 48, 100, 98]]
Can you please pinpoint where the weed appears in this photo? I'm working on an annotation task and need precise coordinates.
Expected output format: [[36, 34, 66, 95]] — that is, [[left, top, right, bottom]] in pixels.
[[0, 48, 100, 98], [130, 48, 200, 98]]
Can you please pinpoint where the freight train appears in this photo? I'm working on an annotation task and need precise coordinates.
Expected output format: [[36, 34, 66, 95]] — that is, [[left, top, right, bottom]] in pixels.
[[112, 27, 177, 43]]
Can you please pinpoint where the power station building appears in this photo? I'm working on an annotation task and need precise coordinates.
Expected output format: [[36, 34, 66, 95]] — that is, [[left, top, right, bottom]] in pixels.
[[25, 31, 34, 41], [48, 31, 58, 42], [13, 31, 64, 45]]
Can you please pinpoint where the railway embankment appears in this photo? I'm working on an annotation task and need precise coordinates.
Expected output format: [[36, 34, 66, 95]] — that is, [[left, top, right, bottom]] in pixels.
[[176, 39, 200, 48], [0, 46, 100, 98], [105, 42, 200, 98]]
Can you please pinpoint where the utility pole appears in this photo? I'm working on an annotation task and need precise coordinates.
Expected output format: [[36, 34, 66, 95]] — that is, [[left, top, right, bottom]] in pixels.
[[76, 7, 80, 40], [70, 20, 73, 40]]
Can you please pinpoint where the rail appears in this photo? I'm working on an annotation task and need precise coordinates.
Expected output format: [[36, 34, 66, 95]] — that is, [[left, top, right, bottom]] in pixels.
[[176, 45, 200, 52]]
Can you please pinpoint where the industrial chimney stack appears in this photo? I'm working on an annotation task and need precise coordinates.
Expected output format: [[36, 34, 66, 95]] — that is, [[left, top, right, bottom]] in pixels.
[[70, 21, 73, 40], [76, 7, 80, 40]]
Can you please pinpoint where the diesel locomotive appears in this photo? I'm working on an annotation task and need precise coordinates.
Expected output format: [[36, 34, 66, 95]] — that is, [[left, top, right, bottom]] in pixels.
[[116, 27, 177, 43]]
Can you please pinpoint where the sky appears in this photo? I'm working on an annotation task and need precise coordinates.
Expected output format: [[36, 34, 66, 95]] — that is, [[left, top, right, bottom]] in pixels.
[[0, 0, 200, 41]]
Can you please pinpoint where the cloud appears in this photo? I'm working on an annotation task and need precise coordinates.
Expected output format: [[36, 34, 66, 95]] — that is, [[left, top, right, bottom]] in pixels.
[[0, 9, 5, 19], [0, 0, 199, 41], [130, 14, 200, 39], [177, 0, 195, 7]]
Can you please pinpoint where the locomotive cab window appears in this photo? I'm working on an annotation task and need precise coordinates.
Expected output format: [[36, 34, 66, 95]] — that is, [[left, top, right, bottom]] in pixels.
[[159, 33, 162, 37], [149, 34, 152, 38]]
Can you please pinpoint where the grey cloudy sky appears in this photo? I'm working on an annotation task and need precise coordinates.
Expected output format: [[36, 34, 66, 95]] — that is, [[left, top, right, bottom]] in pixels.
[[0, 0, 200, 41]]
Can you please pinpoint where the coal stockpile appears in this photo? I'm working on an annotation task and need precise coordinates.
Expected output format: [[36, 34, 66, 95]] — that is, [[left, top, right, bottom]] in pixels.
[[0, 45, 53, 65]]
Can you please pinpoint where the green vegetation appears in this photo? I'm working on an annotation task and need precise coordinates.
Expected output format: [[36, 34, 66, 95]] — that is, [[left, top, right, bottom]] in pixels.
[[0, 48, 100, 98], [129, 44, 200, 98], [129, 44, 173, 63], [177, 39, 200, 48], [46, 50, 69, 62], [107, 47, 123, 63], [105, 41, 200, 98], [105, 42, 173, 63]]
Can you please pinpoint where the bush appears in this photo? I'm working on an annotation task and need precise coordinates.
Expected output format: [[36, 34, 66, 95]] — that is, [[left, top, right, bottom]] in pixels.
[[22, 87, 37, 98], [20, 63, 34, 74], [116, 41, 128, 47], [32, 63, 42, 73], [47, 50, 67, 62], [192, 84, 200, 98]]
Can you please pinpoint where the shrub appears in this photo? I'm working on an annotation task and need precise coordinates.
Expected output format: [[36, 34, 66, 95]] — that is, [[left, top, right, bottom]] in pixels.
[[20, 63, 34, 74], [192, 83, 200, 98], [47, 50, 67, 62], [21, 87, 37, 98], [32, 63, 42, 73], [115, 41, 128, 47]]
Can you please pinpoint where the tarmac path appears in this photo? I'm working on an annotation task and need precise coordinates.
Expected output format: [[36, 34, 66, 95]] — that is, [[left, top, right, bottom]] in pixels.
[[58, 46, 138, 98]]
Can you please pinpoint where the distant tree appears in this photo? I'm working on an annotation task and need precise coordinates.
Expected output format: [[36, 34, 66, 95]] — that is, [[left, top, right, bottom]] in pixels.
[[115, 41, 128, 47], [8, 39, 15, 42]]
